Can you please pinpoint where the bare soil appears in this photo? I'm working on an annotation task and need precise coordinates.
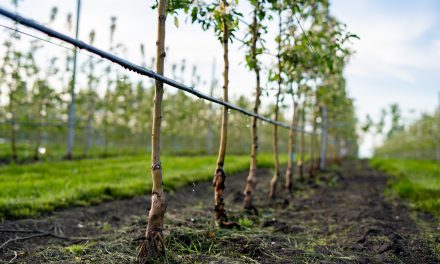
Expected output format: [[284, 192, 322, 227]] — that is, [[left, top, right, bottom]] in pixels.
[[1, 160, 439, 263]]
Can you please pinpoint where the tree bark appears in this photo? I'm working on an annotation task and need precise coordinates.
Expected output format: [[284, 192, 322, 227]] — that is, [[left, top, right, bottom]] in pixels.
[[83, 97, 93, 158], [269, 11, 282, 199], [243, 4, 260, 211], [284, 100, 298, 202], [319, 106, 328, 171], [33, 103, 43, 161], [137, 0, 167, 262], [213, 0, 230, 223], [65, 0, 81, 160], [8, 93, 17, 163], [309, 105, 318, 177], [298, 94, 306, 180], [103, 91, 109, 156]]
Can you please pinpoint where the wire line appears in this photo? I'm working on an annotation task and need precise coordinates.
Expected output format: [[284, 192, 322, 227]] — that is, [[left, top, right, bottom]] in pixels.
[[0, 6, 312, 133], [0, 24, 106, 63], [293, 14, 318, 58]]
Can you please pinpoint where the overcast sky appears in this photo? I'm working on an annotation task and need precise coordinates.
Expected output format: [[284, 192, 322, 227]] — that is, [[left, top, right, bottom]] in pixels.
[[0, 0, 439, 157]]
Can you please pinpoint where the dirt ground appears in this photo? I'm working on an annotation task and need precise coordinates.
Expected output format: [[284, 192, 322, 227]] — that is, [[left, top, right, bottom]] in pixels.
[[1, 160, 439, 263]]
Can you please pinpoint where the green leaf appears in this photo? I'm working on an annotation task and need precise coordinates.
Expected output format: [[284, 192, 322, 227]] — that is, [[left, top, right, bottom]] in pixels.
[[191, 6, 198, 23]]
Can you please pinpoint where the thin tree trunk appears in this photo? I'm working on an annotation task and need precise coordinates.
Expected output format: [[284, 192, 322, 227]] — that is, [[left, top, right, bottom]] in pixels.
[[319, 106, 328, 171], [65, 0, 81, 160], [269, 11, 282, 199], [137, 0, 167, 261], [8, 94, 17, 163], [243, 5, 260, 212], [103, 91, 109, 156], [328, 135, 334, 163], [298, 95, 306, 180], [309, 105, 317, 177], [33, 103, 43, 161], [284, 100, 298, 202], [33, 126, 42, 161], [83, 98, 93, 157], [213, 0, 230, 223]]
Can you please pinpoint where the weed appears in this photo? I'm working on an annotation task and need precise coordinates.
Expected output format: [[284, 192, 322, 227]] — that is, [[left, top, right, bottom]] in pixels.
[[65, 242, 95, 255]]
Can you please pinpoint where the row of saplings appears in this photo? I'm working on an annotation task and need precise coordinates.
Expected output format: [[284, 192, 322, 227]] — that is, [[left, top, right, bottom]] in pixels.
[[136, 0, 351, 263]]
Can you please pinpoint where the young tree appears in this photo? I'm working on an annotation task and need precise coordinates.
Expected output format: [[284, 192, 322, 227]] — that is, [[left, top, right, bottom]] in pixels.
[[1, 40, 16, 162], [268, 2, 285, 199], [298, 87, 307, 180], [1, 0, 25, 162], [284, 97, 298, 200], [137, 0, 190, 261], [243, 0, 270, 211], [189, 0, 241, 224], [31, 59, 60, 161], [81, 30, 100, 157], [65, 0, 82, 159], [137, 1, 167, 260], [279, 1, 309, 200], [308, 90, 319, 177], [85, 35, 98, 156], [212, 0, 236, 223], [6, 49, 26, 163], [387, 103, 404, 138], [101, 16, 117, 156], [32, 7, 60, 161]]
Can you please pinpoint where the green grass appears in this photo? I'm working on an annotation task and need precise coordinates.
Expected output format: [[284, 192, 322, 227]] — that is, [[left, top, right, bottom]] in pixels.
[[0, 141, 148, 162], [0, 153, 286, 219], [65, 242, 95, 255], [370, 158, 440, 217]]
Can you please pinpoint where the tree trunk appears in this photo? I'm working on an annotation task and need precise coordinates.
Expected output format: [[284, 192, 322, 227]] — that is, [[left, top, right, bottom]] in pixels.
[[328, 135, 334, 164], [213, 0, 230, 223], [137, 0, 167, 262], [298, 95, 306, 180], [8, 94, 17, 163], [269, 89, 281, 198], [83, 98, 93, 158], [284, 100, 298, 202], [33, 103, 43, 161], [33, 126, 42, 161], [103, 91, 109, 156], [319, 106, 328, 171], [65, 0, 81, 160], [243, 5, 260, 211], [309, 105, 317, 177], [269, 12, 282, 199]]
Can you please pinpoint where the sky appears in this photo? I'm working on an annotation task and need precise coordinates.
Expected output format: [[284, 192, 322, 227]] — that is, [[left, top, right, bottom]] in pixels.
[[0, 0, 439, 157]]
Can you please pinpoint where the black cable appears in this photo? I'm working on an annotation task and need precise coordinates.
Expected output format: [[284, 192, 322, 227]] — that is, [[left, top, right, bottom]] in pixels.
[[0, 6, 313, 133]]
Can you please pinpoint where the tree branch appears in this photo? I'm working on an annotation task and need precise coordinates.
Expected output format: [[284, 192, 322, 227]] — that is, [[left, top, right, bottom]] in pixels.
[[0, 229, 92, 250]]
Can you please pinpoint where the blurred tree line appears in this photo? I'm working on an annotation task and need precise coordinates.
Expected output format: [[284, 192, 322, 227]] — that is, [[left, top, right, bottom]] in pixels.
[[0, 1, 358, 164], [373, 105, 440, 161]]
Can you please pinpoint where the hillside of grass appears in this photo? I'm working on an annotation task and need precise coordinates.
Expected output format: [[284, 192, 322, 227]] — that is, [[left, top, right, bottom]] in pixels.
[[0, 153, 286, 219], [370, 158, 440, 217]]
